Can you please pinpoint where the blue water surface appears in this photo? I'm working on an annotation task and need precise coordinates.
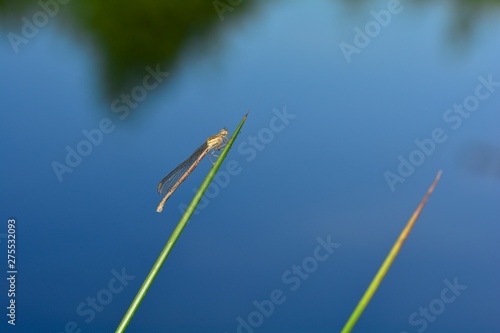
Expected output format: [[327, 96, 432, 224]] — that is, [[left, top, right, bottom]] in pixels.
[[1, 1, 499, 332]]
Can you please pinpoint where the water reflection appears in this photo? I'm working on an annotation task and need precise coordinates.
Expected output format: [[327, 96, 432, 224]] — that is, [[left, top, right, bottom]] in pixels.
[[0, 0, 256, 98], [458, 141, 500, 179], [1, 0, 499, 101]]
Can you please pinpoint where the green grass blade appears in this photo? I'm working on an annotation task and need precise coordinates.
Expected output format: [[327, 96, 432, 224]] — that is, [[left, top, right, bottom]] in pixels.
[[115, 113, 248, 333], [340, 170, 442, 333]]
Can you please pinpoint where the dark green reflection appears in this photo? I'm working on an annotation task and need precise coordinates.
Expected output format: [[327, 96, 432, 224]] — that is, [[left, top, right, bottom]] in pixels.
[[1, 0, 498, 105], [1, 0, 252, 99]]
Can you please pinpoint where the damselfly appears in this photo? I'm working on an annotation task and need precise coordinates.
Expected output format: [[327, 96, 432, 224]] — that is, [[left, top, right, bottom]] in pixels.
[[156, 129, 229, 213]]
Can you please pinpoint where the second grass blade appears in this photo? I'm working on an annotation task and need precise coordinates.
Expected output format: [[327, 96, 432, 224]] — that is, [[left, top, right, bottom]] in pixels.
[[340, 170, 442, 333]]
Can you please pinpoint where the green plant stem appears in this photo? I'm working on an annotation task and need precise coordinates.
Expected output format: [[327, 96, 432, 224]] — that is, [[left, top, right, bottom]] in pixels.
[[340, 170, 442, 333], [115, 113, 248, 333]]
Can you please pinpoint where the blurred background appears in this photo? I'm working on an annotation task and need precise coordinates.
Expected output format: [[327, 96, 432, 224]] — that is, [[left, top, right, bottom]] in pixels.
[[1, 0, 499, 332]]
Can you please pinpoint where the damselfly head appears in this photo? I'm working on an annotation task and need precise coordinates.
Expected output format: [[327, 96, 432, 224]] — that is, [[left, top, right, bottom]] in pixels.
[[220, 128, 229, 136]]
